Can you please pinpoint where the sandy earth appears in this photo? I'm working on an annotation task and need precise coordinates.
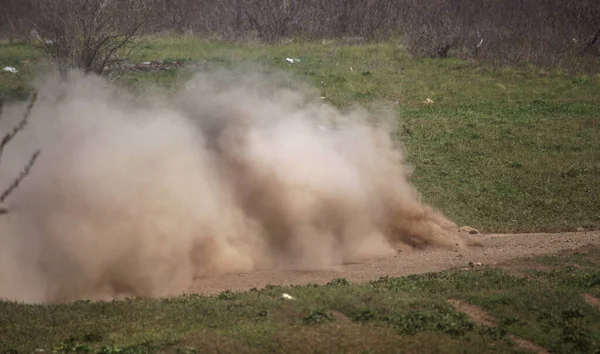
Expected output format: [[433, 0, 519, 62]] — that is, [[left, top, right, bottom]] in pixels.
[[187, 230, 600, 295]]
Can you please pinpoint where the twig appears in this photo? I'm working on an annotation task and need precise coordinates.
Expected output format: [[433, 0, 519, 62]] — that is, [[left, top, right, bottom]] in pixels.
[[476, 30, 484, 48], [0, 150, 41, 210], [583, 28, 600, 54], [0, 92, 38, 164], [0, 92, 41, 215]]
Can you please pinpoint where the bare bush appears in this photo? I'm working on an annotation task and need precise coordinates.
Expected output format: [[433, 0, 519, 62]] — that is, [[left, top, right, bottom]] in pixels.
[[26, 0, 157, 77], [0, 0, 34, 40], [401, 0, 600, 71]]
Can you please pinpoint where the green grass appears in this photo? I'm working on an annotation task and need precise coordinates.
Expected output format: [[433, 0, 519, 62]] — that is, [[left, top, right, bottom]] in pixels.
[[0, 40, 43, 100], [0, 37, 599, 233], [2, 246, 599, 353]]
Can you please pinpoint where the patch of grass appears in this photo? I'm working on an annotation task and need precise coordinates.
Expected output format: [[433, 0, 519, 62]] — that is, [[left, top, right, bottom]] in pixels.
[[1, 246, 599, 353], [0, 41, 42, 100], [400, 101, 600, 233], [326, 277, 353, 286], [536, 249, 600, 268], [0, 37, 598, 232], [302, 310, 335, 325]]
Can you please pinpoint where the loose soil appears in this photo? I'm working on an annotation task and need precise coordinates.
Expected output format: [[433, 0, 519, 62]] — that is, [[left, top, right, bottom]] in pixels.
[[188, 230, 600, 295], [583, 293, 600, 310]]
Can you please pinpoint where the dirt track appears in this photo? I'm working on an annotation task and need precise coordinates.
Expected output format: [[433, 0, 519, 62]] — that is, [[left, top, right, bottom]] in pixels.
[[188, 230, 600, 295]]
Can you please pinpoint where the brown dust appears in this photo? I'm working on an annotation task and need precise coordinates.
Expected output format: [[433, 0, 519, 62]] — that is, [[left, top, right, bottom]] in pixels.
[[0, 69, 474, 303]]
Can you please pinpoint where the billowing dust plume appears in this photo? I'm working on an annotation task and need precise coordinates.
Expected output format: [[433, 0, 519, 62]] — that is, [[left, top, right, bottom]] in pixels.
[[0, 69, 472, 303]]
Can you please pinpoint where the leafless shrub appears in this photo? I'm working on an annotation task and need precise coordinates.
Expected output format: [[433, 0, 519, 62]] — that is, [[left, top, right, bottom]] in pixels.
[[401, 0, 599, 72], [0, 93, 40, 215], [0, 0, 35, 40], [401, 0, 461, 58], [26, 0, 157, 77], [241, 0, 295, 42]]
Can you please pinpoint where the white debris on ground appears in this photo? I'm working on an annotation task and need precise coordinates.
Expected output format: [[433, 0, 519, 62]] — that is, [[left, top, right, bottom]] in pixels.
[[424, 97, 434, 104], [281, 293, 295, 300], [3, 66, 18, 74], [286, 58, 300, 64]]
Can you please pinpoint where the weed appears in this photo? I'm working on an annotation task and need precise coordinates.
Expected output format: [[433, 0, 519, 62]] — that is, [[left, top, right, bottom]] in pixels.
[[302, 310, 335, 325], [327, 278, 353, 286]]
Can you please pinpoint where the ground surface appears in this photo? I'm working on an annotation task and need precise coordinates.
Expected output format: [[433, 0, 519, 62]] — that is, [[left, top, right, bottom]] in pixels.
[[189, 231, 600, 295], [3, 236, 600, 354]]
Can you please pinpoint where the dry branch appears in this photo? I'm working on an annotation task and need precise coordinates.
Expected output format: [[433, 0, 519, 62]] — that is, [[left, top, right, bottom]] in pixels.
[[28, 0, 157, 76], [0, 92, 37, 164], [0, 93, 41, 214]]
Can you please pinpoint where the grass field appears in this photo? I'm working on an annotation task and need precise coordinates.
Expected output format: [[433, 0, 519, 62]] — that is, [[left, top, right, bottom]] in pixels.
[[2, 37, 598, 233], [1, 245, 599, 353]]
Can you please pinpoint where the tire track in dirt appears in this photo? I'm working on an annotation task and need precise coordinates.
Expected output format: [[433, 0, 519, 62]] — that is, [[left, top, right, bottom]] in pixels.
[[187, 231, 600, 295]]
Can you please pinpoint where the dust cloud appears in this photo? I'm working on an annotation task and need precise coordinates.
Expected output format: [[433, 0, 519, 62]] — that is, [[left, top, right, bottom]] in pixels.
[[0, 69, 473, 303]]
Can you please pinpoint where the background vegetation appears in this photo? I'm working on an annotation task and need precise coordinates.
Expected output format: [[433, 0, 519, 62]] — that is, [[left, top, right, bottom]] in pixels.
[[1, 0, 599, 73]]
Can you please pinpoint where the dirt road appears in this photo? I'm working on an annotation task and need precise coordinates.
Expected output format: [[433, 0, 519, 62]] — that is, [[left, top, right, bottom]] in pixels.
[[188, 230, 600, 295]]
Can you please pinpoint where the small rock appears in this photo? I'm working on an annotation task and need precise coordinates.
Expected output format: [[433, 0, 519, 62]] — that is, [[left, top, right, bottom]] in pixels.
[[459, 226, 480, 235], [424, 97, 434, 104]]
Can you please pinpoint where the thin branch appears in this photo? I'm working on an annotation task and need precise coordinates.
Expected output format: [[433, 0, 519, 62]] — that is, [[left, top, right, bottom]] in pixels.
[[0, 92, 38, 164], [583, 28, 600, 53], [0, 91, 41, 215], [0, 149, 41, 211]]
